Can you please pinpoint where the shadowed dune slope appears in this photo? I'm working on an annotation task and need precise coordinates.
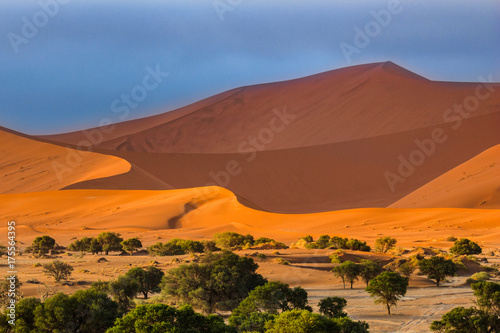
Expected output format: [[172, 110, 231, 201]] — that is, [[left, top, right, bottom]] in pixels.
[[0, 127, 130, 194], [40, 62, 500, 154], [1, 187, 500, 247], [390, 145, 500, 209], [67, 112, 500, 213]]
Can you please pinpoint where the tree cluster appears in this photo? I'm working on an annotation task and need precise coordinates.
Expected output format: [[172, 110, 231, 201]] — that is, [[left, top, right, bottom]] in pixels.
[[298, 235, 371, 251]]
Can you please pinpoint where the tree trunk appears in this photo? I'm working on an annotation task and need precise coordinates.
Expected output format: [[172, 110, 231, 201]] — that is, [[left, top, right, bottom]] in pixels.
[[143, 292, 148, 299], [105, 251, 109, 255], [387, 303, 391, 315], [436, 278, 440, 287], [342, 279, 346, 289], [350, 281, 354, 289]]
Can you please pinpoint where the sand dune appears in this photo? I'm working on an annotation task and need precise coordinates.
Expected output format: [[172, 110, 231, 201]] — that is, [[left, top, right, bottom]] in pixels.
[[391, 145, 500, 209], [34, 62, 500, 213], [1, 187, 500, 249], [41, 62, 500, 154], [0, 127, 130, 194]]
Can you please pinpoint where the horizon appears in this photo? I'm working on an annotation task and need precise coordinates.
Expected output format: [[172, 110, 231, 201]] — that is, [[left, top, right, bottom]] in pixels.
[[0, 0, 499, 135]]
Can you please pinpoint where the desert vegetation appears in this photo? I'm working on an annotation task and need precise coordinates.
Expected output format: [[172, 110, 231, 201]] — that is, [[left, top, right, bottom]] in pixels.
[[1, 233, 499, 332]]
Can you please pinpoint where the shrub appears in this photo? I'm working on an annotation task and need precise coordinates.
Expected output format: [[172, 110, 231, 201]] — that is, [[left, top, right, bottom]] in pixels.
[[147, 238, 205, 256], [120, 238, 142, 255], [275, 258, 290, 265], [375, 237, 397, 253], [450, 238, 482, 256], [329, 254, 342, 263], [213, 232, 254, 249], [43, 261, 73, 283], [29, 235, 56, 257]]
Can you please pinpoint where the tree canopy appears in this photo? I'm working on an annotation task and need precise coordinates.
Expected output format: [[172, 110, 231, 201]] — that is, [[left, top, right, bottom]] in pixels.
[[365, 271, 408, 315]]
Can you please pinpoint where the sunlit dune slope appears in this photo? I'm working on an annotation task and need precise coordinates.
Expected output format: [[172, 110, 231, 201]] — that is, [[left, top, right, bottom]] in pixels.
[[390, 145, 500, 209], [68, 111, 500, 213], [40, 62, 500, 154], [1, 187, 499, 248], [0, 127, 130, 194]]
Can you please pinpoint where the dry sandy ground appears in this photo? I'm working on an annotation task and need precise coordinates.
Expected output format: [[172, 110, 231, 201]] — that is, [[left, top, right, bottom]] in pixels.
[[8, 249, 499, 333]]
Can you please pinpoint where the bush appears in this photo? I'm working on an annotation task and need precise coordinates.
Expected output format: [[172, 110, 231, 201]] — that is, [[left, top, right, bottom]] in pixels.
[[148, 238, 207, 256], [43, 261, 73, 283], [213, 232, 254, 249], [275, 258, 290, 265], [120, 238, 142, 255], [375, 237, 397, 253], [29, 235, 56, 257], [450, 238, 482, 256], [329, 254, 342, 263]]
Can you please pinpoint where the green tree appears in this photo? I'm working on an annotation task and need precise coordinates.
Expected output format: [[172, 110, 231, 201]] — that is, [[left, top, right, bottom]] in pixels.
[[330, 236, 348, 249], [430, 307, 500, 333], [68, 237, 92, 254], [213, 232, 254, 249], [229, 281, 311, 332], [332, 261, 360, 289], [375, 237, 397, 253], [125, 266, 165, 299], [366, 271, 408, 315], [33, 289, 119, 333], [121, 237, 143, 255], [316, 235, 331, 249], [358, 259, 382, 287], [264, 309, 369, 333], [450, 238, 482, 256], [345, 239, 370, 252], [34, 292, 74, 332], [106, 303, 236, 333], [162, 251, 266, 313], [108, 275, 139, 311], [29, 235, 56, 257], [472, 281, 500, 315], [90, 237, 103, 255], [419, 256, 456, 286], [1, 297, 41, 332], [96, 232, 123, 255], [43, 260, 73, 283], [318, 297, 348, 318]]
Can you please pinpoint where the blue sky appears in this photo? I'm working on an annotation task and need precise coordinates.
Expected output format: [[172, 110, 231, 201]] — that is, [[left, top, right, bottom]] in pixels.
[[0, 0, 499, 135]]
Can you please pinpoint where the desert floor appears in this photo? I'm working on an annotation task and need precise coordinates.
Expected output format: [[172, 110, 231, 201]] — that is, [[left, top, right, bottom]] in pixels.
[[9, 248, 500, 333]]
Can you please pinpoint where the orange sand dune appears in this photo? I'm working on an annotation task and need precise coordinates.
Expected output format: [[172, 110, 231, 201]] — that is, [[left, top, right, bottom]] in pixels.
[[66, 111, 500, 213], [1, 187, 499, 249], [391, 145, 500, 209], [41, 62, 500, 154], [0, 127, 130, 194]]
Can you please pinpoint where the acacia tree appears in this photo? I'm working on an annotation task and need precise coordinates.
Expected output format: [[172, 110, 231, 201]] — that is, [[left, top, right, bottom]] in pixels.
[[375, 237, 397, 253], [358, 259, 383, 287], [125, 266, 164, 299], [29, 236, 56, 257], [332, 261, 360, 289], [121, 238, 142, 255], [96, 232, 123, 255], [318, 297, 348, 318], [366, 271, 408, 315], [43, 261, 73, 283], [162, 251, 266, 314], [229, 281, 311, 332], [419, 256, 456, 287]]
